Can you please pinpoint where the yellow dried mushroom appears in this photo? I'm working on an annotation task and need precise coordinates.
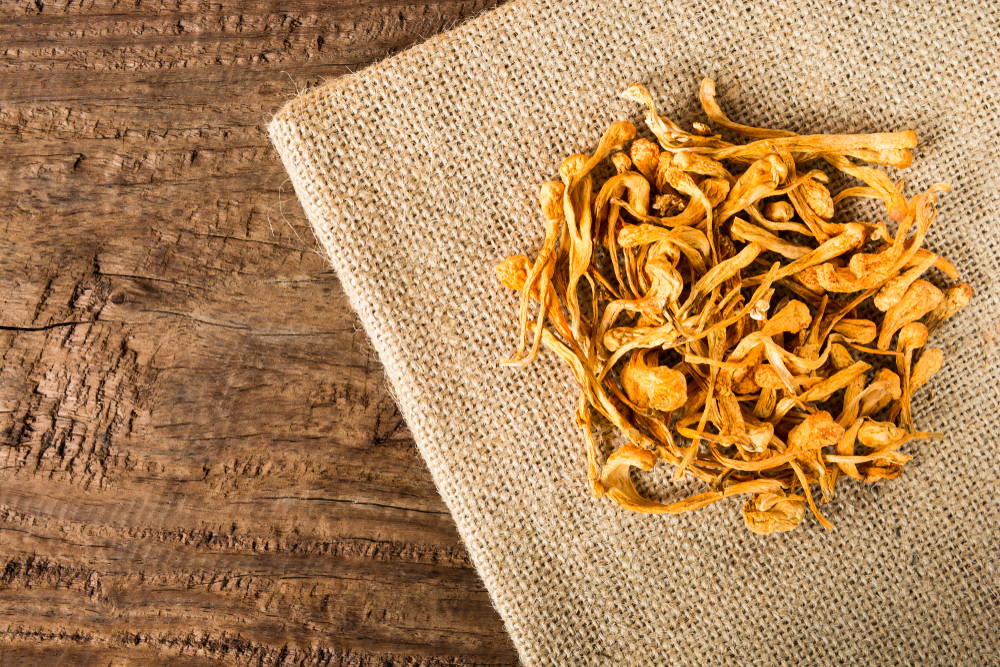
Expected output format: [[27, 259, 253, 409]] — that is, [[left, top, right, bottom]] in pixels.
[[497, 79, 973, 534]]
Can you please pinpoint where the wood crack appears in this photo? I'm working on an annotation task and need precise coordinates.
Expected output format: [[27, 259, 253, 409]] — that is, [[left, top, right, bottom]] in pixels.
[[0, 321, 93, 332], [247, 496, 449, 516]]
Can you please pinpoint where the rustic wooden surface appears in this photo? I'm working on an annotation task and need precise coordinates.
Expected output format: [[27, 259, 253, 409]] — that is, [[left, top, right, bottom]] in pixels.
[[0, 1, 517, 665]]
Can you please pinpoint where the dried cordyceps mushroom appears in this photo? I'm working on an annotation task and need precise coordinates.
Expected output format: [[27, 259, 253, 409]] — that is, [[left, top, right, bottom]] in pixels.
[[497, 79, 973, 534]]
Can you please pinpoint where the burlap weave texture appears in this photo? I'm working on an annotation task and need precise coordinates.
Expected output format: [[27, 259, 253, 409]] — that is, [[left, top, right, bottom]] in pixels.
[[269, 1, 999, 663]]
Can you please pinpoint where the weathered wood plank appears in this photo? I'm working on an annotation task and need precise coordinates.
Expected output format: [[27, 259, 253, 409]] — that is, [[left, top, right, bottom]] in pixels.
[[0, 1, 515, 664]]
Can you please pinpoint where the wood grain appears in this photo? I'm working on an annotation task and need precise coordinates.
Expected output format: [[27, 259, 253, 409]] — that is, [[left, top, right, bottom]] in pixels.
[[0, 1, 516, 664]]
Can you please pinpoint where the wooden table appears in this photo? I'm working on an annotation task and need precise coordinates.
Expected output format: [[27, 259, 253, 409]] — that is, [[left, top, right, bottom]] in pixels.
[[0, 2, 516, 664]]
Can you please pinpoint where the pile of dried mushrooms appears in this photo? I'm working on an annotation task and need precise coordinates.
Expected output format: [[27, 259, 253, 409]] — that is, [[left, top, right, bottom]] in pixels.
[[497, 79, 972, 534]]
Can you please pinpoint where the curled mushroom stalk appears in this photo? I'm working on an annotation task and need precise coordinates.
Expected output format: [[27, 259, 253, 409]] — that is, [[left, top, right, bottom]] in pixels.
[[496, 78, 973, 534]]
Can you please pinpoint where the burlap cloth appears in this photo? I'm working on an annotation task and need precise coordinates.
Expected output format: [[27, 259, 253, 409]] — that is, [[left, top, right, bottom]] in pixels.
[[269, 1, 999, 663]]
